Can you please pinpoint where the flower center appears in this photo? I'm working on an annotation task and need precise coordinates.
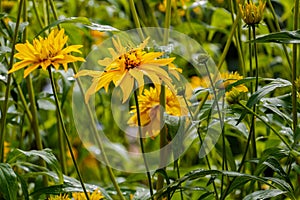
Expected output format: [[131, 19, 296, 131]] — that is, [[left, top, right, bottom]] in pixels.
[[123, 49, 143, 69]]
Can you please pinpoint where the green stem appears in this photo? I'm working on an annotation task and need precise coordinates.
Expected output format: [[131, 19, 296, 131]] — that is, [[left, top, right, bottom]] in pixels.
[[251, 24, 258, 160], [193, 92, 219, 199], [267, 0, 292, 71], [0, 0, 23, 163], [129, 0, 144, 40], [238, 102, 292, 150], [73, 66, 126, 200], [31, 0, 44, 29], [48, 0, 124, 197], [163, 0, 172, 44], [217, 11, 241, 70], [48, 68, 90, 200], [203, 61, 225, 194], [292, 0, 299, 143], [230, 1, 245, 76], [133, 90, 154, 199], [156, 0, 172, 195]]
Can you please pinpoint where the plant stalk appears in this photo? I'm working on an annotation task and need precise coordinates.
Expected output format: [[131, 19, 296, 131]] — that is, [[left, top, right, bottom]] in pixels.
[[48, 68, 90, 200], [133, 90, 154, 199], [0, 0, 23, 162]]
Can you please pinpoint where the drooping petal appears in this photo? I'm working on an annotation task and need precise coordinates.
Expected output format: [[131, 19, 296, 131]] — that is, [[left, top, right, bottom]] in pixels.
[[129, 68, 144, 94]]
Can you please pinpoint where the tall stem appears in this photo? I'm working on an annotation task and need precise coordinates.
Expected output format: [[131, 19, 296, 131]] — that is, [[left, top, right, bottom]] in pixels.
[[133, 90, 154, 199], [48, 68, 90, 200], [251, 25, 258, 160], [74, 67, 126, 200], [292, 0, 299, 142], [47, 0, 125, 197], [203, 61, 224, 197], [217, 11, 241, 70], [128, 0, 144, 40], [0, 0, 23, 162]]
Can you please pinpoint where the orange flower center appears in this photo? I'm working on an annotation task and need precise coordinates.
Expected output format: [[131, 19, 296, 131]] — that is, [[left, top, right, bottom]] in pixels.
[[121, 49, 143, 69]]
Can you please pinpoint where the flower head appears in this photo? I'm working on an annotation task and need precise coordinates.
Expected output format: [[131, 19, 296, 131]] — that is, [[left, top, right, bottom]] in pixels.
[[72, 189, 104, 200], [47, 194, 70, 200], [239, 0, 266, 25], [8, 29, 85, 77], [75, 36, 181, 103], [128, 87, 188, 139]]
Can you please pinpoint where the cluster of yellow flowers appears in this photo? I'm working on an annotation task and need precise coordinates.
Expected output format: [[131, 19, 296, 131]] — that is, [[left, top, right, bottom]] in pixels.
[[190, 71, 248, 103], [8, 27, 249, 139], [47, 189, 104, 200]]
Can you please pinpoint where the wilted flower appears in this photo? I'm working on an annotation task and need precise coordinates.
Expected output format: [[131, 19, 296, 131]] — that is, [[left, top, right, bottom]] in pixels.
[[239, 0, 266, 25], [8, 29, 85, 77], [128, 87, 188, 139], [75, 36, 181, 103]]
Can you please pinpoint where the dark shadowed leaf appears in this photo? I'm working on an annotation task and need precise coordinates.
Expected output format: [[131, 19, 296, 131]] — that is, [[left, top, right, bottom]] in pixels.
[[0, 163, 18, 200]]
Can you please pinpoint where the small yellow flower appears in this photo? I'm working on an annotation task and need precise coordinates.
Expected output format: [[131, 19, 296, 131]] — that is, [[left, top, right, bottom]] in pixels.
[[48, 194, 70, 200], [295, 77, 300, 99], [8, 29, 85, 77], [75, 36, 181, 103], [128, 87, 188, 139], [239, 0, 266, 25], [72, 189, 104, 200]]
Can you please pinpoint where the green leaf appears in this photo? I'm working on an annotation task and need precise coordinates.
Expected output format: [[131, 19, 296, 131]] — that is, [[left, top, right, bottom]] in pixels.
[[0, 163, 18, 200], [36, 17, 119, 37], [84, 22, 119, 32], [7, 148, 63, 184], [250, 30, 300, 44], [243, 189, 287, 200], [31, 173, 112, 200], [237, 78, 291, 124]]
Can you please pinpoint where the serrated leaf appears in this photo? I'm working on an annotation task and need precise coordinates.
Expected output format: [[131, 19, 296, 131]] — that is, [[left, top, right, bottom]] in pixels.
[[243, 189, 286, 200], [250, 30, 300, 44], [0, 163, 18, 200]]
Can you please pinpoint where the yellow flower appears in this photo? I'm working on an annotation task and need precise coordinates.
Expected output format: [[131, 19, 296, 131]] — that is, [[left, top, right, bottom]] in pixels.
[[219, 71, 248, 93], [239, 0, 266, 25], [75, 37, 181, 103], [8, 29, 85, 78], [3, 141, 10, 161], [128, 87, 188, 139], [72, 189, 104, 200], [191, 72, 248, 92], [48, 194, 70, 200]]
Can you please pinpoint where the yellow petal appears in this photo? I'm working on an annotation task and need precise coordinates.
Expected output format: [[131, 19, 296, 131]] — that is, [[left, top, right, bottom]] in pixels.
[[129, 68, 144, 94]]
